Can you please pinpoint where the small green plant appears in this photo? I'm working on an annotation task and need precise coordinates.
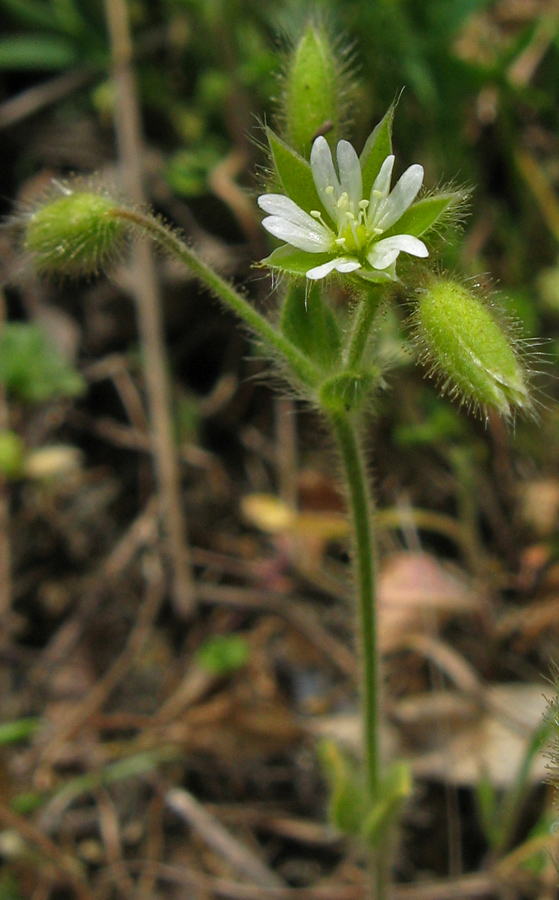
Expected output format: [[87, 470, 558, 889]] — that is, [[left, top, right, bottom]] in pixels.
[[0, 322, 85, 403], [196, 634, 250, 675], [10, 18, 540, 900]]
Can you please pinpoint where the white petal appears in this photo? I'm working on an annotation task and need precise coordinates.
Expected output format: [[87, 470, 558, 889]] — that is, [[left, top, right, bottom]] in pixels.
[[368, 155, 395, 224], [337, 140, 363, 212], [371, 154, 395, 199], [374, 164, 424, 231], [306, 256, 361, 280], [258, 194, 318, 229], [310, 136, 341, 223], [334, 258, 362, 273], [367, 234, 428, 269], [261, 216, 333, 252]]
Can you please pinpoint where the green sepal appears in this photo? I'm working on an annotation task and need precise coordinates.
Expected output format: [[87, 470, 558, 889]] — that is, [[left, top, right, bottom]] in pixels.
[[320, 369, 379, 413], [266, 128, 319, 214], [361, 761, 411, 847], [319, 740, 366, 836], [280, 282, 342, 372], [260, 244, 331, 277], [360, 105, 394, 200], [382, 193, 460, 239]]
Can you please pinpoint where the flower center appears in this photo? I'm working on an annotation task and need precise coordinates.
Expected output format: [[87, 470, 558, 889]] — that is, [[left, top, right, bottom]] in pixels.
[[312, 188, 384, 256]]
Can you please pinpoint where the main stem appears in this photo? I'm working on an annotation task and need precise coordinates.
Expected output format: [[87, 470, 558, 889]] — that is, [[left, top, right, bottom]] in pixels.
[[330, 410, 384, 899], [344, 286, 383, 370]]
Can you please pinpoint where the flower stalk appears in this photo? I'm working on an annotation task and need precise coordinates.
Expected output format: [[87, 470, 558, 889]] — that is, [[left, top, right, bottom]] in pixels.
[[110, 208, 322, 390]]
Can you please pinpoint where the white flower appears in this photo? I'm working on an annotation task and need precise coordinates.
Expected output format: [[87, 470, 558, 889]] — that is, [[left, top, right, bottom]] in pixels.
[[258, 136, 428, 281]]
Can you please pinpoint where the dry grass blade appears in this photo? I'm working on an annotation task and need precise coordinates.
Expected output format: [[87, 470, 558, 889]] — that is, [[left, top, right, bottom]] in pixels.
[[165, 787, 286, 889]]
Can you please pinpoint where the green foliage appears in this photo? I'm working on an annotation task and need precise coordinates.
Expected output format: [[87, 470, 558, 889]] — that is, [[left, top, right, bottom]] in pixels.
[[0, 717, 41, 745], [0, 431, 25, 479], [280, 282, 341, 372], [165, 145, 225, 198], [320, 370, 379, 413], [0, 872, 24, 900], [319, 740, 367, 836], [359, 105, 394, 201], [476, 717, 552, 855], [0, 0, 108, 70], [0, 323, 85, 403], [195, 634, 250, 675], [266, 128, 318, 215], [319, 741, 411, 846]]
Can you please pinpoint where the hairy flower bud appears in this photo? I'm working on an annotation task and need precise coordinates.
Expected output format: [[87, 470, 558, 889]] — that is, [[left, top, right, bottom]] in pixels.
[[280, 22, 350, 157], [23, 184, 129, 277], [414, 278, 531, 419]]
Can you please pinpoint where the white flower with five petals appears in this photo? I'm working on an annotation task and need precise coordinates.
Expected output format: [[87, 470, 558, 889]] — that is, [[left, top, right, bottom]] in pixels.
[[258, 136, 429, 281]]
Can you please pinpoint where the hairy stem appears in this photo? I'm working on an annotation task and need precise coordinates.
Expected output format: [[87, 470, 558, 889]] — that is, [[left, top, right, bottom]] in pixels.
[[113, 209, 321, 391], [344, 289, 382, 370], [330, 410, 385, 900]]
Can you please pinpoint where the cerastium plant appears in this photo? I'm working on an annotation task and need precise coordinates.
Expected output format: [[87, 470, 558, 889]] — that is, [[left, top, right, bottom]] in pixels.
[[11, 20, 534, 900]]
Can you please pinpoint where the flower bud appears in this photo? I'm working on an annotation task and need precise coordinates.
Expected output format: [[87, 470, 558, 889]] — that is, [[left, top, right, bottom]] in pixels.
[[24, 185, 128, 277], [280, 22, 349, 157], [414, 278, 531, 419]]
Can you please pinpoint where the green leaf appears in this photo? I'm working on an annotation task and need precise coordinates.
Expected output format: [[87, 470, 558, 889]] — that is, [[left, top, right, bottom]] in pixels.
[[195, 635, 250, 675], [475, 771, 499, 847], [0, 0, 58, 30], [51, 0, 87, 39], [360, 105, 394, 200], [280, 282, 342, 372], [361, 761, 411, 847], [0, 717, 41, 746], [0, 35, 77, 70], [320, 370, 379, 413], [266, 128, 319, 214], [319, 741, 366, 836], [260, 245, 331, 278], [382, 193, 459, 239], [0, 323, 86, 402]]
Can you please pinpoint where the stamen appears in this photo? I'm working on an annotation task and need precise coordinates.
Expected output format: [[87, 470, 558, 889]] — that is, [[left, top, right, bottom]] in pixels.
[[359, 199, 369, 210], [310, 210, 322, 218], [325, 185, 335, 196], [372, 226, 384, 236], [337, 192, 350, 211], [371, 189, 383, 199]]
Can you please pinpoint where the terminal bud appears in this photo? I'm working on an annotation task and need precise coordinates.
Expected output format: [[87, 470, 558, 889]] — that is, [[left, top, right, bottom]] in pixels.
[[280, 21, 351, 157]]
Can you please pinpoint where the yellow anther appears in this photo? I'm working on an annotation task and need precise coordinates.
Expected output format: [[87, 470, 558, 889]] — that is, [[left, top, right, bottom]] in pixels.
[[325, 185, 335, 196]]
